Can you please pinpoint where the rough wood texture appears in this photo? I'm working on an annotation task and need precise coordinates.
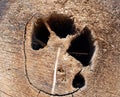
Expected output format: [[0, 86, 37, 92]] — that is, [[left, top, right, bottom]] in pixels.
[[0, 0, 120, 97]]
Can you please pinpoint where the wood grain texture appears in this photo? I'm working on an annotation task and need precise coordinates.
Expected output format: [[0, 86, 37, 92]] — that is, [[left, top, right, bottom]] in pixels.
[[0, 0, 120, 97]]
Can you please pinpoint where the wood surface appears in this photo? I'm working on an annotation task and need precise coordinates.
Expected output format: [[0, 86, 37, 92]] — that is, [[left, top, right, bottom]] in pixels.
[[0, 0, 120, 97]]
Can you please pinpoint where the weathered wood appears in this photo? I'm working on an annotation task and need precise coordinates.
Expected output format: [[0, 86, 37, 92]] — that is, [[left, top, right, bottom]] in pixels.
[[0, 0, 120, 97]]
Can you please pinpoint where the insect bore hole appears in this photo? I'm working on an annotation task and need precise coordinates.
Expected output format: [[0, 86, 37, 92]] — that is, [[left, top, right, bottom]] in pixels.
[[47, 13, 76, 38], [31, 18, 50, 50], [72, 72, 85, 88], [67, 27, 95, 66]]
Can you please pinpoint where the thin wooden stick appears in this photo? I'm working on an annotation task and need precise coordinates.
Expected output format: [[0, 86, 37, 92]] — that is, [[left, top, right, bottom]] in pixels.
[[51, 48, 61, 96], [68, 52, 88, 55], [44, 21, 55, 34]]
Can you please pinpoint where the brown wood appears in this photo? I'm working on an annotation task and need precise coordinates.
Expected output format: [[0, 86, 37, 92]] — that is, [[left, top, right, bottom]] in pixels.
[[0, 0, 120, 97]]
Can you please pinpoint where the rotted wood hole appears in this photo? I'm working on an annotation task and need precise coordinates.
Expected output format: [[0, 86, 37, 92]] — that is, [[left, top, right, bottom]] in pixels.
[[24, 12, 96, 96]]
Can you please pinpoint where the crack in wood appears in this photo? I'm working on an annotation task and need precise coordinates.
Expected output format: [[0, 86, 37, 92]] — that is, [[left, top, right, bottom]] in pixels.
[[72, 94, 74, 97], [0, 90, 13, 97], [36, 91, 40, 97]]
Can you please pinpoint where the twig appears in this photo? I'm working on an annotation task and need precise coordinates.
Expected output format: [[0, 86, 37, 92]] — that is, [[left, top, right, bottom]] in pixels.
[[44, 21, 55, 35], [51, 48, 61, 96], [68, 52, 88, 55]]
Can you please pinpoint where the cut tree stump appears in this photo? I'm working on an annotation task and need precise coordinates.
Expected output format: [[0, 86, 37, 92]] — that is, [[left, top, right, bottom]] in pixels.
[[0, 0, 120, 97]]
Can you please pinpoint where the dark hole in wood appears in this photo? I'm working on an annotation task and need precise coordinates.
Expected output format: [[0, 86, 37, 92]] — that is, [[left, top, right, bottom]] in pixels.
[[72, 72, 85, 88], [31, 19, 50, 50], [67, 27, 95, 66], [57, 67, 65, 73], [47, 13, 76, 38]]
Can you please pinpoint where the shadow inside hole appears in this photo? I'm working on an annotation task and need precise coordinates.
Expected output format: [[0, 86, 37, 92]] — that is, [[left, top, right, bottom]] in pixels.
[[31, 18, 50, 50], [67, 27, 95, 66], [72, 72, 85, 88], [47, 13, 76, 38]]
